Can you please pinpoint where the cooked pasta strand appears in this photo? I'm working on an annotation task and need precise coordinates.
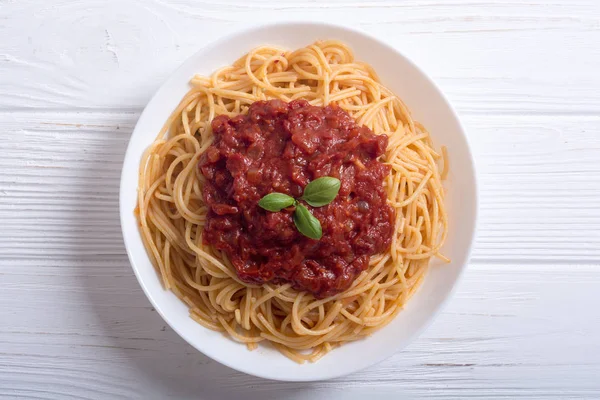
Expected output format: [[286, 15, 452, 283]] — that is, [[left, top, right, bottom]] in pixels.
[[136, 41, 448, 363]]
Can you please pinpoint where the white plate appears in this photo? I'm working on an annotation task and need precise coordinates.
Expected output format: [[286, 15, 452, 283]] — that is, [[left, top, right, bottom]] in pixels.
[[120, 22, 478, 381]]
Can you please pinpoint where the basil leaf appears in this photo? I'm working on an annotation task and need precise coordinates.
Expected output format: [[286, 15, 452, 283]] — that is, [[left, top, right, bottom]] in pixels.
[[258, 193, 295, 212], [293, 204, 322, 240], [301, 177, 341, 207]]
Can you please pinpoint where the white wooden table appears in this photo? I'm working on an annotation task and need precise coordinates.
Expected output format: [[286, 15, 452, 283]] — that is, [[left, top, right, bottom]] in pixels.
[[1, 1, 600, 398]]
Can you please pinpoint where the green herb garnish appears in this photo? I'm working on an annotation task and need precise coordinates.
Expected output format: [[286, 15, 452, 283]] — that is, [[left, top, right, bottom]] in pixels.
[[293, 203, 323, 240], [301, 177, 342, 207], [258, 176, 341, 240], [258, 193, 296, 212]]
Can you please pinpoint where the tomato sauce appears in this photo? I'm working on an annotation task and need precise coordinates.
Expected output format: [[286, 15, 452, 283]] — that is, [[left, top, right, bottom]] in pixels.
[[199, 99, 394, 298]]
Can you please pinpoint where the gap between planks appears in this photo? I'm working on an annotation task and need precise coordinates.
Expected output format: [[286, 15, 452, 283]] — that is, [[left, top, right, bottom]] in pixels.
[[1, 108, 600, 118]]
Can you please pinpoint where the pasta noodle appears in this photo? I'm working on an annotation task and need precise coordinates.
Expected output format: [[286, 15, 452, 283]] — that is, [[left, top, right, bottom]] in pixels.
[[136, 41, 448, 363]]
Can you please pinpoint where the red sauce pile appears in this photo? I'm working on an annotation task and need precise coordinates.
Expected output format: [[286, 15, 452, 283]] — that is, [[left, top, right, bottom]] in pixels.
[[199, 99, 394, 298]]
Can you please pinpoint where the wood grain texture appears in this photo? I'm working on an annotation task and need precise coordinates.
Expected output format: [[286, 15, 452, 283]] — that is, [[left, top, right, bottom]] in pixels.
[[1, 0, 599, 114], [1, 0, 600, 399]]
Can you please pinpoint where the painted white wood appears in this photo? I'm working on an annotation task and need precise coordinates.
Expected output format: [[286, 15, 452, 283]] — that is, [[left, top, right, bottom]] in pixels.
[[0, 0, 599, 398], [1, 0, 599, 115]]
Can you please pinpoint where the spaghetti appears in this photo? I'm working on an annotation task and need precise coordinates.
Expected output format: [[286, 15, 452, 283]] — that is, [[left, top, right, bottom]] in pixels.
[[136, 41, 448, 363]]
